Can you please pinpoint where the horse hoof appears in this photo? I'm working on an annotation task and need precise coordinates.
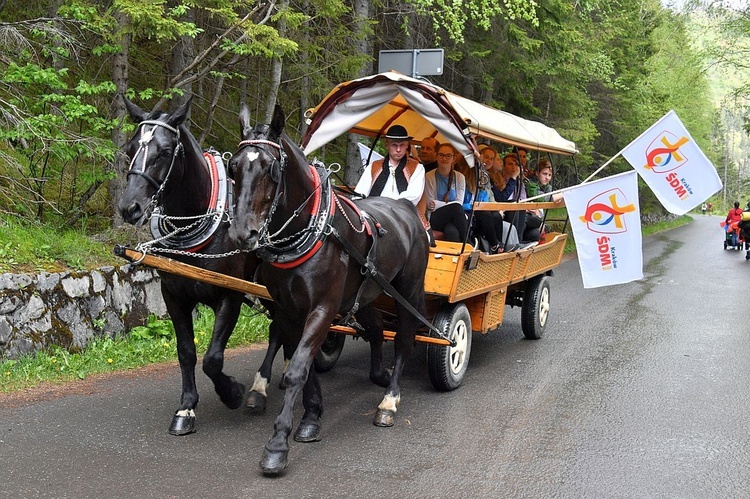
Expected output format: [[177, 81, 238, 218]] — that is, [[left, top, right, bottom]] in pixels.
[[246, 391, 267, 412], [169, 412, 196, 435], [373, 409, 396, 427], [221, 381, 246, 410], [260, 449, 289, 476], [294, 422, 321, 443]]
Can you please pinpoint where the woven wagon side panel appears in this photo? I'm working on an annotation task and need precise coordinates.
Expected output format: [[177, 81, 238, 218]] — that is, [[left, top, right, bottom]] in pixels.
[[484, 291, 505, 330], [527, 245, 559, 274], [455, 258, 513, 296]]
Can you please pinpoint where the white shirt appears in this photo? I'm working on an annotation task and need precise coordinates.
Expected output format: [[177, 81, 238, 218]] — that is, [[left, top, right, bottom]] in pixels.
[[354, 160, 425, 206]]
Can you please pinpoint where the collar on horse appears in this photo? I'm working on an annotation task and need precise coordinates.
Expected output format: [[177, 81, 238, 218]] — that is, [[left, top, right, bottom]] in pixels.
[[237, 138, 334, 269], [131, 119, 229, 253], [149, 150, 230, 253], [257, 163, 334, 268]]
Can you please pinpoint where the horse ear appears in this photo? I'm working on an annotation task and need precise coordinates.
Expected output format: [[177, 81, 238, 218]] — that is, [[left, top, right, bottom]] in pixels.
[[122, 95, 148, 123], [270, 104, 285, 138], [239, 102, 252, 139], [167, 97, 192, 128]]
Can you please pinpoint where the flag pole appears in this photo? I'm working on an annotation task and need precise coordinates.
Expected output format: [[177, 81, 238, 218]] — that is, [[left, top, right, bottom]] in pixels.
[[522, 151, 623, 203], [580, 151, 623, 185]]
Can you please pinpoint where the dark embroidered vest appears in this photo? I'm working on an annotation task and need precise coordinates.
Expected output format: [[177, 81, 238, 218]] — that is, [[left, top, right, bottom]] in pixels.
[[369, 156, 419, 197]]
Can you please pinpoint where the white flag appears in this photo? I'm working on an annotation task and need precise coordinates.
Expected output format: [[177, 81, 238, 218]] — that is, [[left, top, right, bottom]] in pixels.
[[357, 143, 383, 170], [563, 171, 643, 289], [621, 110, 722, 215]]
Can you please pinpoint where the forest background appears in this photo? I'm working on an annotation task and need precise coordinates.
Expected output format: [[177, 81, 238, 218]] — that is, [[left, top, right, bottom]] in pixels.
[[0, 0, 748, 274]]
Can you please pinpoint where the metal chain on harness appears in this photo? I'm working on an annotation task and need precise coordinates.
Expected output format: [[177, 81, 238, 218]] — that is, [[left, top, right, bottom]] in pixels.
[[238, 143, 338, 252], [130, 136, 250, 260]]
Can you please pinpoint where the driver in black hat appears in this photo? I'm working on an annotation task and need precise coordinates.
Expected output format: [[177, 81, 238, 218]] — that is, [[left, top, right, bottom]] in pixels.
[[354, 124, 425, 207]]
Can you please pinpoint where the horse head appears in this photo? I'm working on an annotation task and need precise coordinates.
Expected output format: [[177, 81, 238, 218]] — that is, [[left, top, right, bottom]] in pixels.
[[118, 96, 192, 225], [228, 103, 291, 250]]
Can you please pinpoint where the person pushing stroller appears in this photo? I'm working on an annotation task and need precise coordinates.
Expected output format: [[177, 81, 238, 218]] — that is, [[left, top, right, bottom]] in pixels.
[[725, 201, 744, 250]]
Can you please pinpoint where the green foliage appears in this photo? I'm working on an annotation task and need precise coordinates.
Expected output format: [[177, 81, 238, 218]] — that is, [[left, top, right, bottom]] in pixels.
[[0, 0, 742, 232], [408, 0, 539, 43]]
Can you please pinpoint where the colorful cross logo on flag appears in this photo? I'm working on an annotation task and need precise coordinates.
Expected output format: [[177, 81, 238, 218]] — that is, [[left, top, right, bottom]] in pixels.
[[564, 171, 643, 288], [621, 110, 722, 215]]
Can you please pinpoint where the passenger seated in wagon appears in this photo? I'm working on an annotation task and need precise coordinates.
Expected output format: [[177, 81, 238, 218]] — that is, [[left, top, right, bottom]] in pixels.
[[455, 147, 519, 253], [424, 143, 469, 243], [353, 124, 432, 243], [523, 158, 563, 242]]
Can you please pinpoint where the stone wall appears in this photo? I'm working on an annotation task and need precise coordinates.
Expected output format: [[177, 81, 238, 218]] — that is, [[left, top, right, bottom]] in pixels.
[[0, 265, 166, 360]]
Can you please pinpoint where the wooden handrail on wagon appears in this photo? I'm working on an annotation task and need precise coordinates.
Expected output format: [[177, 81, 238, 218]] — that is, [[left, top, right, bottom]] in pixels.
[[473, 200, 566, 212], [113, 246, 452, 347]]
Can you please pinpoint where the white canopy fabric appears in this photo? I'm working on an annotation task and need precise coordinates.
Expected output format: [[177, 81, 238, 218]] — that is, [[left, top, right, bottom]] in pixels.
[[301, 72, 578, 169]]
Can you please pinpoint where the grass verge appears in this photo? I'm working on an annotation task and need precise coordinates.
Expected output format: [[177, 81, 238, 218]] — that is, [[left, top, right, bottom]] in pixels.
[[0, 304, 270, 393], [0, 214, 123, 274]]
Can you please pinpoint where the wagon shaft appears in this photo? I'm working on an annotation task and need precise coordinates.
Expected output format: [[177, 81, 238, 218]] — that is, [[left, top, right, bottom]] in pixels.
[[113, 245, 272, 300]]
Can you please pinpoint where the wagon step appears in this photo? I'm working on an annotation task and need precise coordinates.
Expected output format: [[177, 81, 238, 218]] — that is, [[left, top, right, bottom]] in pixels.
[[329, 325, 452, 347]]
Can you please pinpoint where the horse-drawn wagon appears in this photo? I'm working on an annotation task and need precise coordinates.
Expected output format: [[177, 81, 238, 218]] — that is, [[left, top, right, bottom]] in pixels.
[[117, 71, 577, 391], [116, 71, 577, 474], [299, 71, 577, 390]]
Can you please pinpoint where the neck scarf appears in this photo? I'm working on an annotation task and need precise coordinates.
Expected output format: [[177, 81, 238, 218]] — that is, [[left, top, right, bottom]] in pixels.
[[370, 155, 408, 196]]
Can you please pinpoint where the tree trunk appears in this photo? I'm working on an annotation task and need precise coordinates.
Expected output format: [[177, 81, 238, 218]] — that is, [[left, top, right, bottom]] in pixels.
[[109, 9, 131, 228], [170, 7, 195, 129], [264, 0, 287, 123], [298, 0, 310, 138], [345, 0, 373, 187]]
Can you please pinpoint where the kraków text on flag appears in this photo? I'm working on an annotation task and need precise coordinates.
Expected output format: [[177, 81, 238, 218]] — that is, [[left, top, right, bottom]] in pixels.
[[563, 171, 643, 288], [620, 110, 721, 215]]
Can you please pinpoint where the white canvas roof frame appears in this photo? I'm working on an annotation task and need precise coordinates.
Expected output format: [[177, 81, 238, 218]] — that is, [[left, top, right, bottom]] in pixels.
[[302, 72, 578, 169]]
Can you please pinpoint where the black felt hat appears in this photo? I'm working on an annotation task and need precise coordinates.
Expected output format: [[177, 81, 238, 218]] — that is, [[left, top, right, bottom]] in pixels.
[[384, 125, 412, 140]]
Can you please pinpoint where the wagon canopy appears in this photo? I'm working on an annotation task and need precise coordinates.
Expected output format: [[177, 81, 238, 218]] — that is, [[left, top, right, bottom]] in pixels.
[[301, 71, 578, 169]]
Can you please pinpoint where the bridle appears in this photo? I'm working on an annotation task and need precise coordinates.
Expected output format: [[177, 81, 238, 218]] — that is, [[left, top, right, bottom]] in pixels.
[[234, 137, 334, 266], [234, 137, 290, 247], [127, 120, 184, 203]]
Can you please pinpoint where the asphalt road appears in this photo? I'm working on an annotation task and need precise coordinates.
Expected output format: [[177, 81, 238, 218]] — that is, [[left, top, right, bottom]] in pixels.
[[2, 214, 748, 498]]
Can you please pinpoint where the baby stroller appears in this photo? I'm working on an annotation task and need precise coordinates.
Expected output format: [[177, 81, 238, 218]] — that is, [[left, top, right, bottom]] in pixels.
[[723, 221, 743, 250]]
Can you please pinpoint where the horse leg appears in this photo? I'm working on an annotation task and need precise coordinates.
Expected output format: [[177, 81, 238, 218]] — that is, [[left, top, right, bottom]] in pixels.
[[357, 305, 390, 388], [247, 319, 282, 411], [202, 295, 245, 410], [260, 310, 331, 475], [373, 291, 424, 427], [293, 368, 323, 443], [163, 289, 200, 435], [278, 352, 291, 390]]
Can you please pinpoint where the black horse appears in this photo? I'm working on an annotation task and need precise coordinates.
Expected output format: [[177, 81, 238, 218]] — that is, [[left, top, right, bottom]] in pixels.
[[228, 103, 429, 475], [118, 97, 288, 434]]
